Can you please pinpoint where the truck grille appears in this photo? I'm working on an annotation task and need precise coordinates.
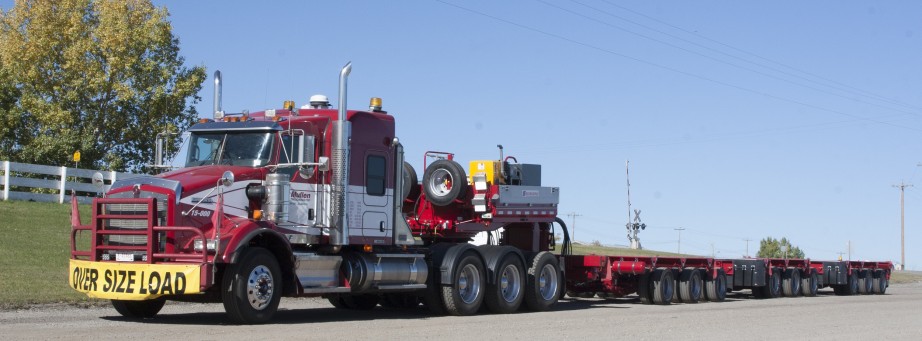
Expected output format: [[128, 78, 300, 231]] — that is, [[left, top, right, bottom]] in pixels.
[[104, 192, 168, 259]]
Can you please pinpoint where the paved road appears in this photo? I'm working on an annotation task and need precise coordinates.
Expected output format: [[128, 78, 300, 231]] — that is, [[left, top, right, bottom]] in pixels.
[[3, 283, 921, 340]]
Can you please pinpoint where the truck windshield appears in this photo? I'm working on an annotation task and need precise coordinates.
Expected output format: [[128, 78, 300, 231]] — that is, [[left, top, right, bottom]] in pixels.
[[186, 131, 274, 167]]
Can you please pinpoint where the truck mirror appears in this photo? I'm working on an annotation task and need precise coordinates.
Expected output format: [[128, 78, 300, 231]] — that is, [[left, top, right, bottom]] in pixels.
[[298, 135, 316, 179], [317, 156, 330, 172], [220, 170, 235, 187], [92, 172, 104, 189]]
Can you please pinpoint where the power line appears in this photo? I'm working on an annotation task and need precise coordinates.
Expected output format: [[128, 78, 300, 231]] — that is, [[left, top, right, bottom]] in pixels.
[[594, 0, 922, 113], [435, 1, 921, 132], [674, 227, 686, 254], [540, 0, 922, 118], [566, 212, 583, 242]]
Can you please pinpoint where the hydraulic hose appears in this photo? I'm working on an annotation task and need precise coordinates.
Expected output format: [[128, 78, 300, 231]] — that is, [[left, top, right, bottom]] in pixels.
[[555, 217, 572, 256]]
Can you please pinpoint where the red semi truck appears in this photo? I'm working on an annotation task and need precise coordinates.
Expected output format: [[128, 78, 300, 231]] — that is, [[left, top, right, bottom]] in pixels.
[[69, 64, 892, 324]]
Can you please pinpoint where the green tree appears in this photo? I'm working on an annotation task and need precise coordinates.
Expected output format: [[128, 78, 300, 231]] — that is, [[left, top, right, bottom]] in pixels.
[[756, 236, 806, 259], [0, 0, 205, 172]]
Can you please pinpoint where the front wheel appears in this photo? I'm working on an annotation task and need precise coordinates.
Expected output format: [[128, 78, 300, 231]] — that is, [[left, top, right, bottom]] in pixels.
[[524, 252, 561, 311], [111, 299, 166, 318], [222, 247, 282, 324]]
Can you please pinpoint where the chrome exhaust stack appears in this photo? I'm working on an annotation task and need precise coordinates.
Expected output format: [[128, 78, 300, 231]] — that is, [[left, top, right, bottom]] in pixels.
[[213, 70, 224, 120], [330, 62, 352, 246]]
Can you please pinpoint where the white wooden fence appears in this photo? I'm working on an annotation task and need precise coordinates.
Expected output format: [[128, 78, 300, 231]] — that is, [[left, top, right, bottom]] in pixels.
[[1, 161, 138, 204]]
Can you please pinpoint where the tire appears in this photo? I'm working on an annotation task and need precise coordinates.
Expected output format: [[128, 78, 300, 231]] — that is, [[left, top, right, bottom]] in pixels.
[[524, 251, 561, 311], [782, 269, 802, 297], [677, 269, 703, 303], [651, 268, 674, 305], [422, 160, 468, 206], [704, 269, 727, 302], [402, 162, 420, 201], [441, 251, 485, 315], [857, 270, 872, 295], [484, 253, 525, 314], [222, 247, 282, 324], [873, 270, 888, 295], [638, 273, 653, 304], [760, 269, 781, 298], [111, 299, 166, 318], [846, 272, 859, 295], [801, 271, 818, 297]]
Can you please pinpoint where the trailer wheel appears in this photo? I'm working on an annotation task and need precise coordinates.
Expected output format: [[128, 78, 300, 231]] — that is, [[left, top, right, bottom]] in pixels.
[[801, 271, 818, 297], [782, 269, 802, 297], [111, 299, 166, 318], [857, 270, 873, 294], [422, 160, 468, 206], [484, 253, 525, 314], [222, 247, 282, 324], [846, 272, 859, 295], [678, 269, 703, 303], [872, 270, 888, 295], [760, 269, 781, 298], [638, 273, 653, 304], [441, 251, 485, 315], [402, 162, 420, 201], [524, 251, 561, 311], [704, 269, 727, 302], [650, 268, 674, 305]]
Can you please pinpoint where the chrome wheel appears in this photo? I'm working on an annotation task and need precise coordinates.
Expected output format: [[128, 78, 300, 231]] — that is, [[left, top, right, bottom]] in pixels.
[[458, 263, 481, 304], [427, 168, 453, 197], [538, 263, 558, 301], [247, 265, 274, 310], [499, 264, 522, 303]]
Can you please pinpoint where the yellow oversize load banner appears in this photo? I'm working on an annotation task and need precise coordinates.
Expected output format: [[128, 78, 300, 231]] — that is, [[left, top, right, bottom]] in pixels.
[[69, 259, 202, 300]]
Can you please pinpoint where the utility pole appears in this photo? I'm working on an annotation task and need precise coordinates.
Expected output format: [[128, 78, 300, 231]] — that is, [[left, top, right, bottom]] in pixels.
[[567, 212, 582, 243], [744, 238, 752, 258], [674, 227, 685, 254], [847, 240, 851, 261], [893, 181, 912, 270]]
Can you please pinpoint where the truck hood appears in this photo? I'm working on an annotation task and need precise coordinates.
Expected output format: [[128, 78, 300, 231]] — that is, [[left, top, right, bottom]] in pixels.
[[157, 166, 266, 195]]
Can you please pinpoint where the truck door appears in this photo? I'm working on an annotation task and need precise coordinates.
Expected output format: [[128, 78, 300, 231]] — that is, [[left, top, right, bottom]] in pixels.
[[360, 152, 391, 241]]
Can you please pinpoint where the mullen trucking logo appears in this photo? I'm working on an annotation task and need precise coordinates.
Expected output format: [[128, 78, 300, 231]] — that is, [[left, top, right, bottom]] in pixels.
[[68, 259, 201, 300], [290, 190, 311, 201]]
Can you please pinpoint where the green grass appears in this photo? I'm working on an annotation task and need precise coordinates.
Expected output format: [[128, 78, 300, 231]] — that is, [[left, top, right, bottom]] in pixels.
[[0, 200, 97, 308]]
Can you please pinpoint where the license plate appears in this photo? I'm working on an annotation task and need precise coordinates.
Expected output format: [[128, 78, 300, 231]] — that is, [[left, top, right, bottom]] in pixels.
[[115, 253, 135, 262]]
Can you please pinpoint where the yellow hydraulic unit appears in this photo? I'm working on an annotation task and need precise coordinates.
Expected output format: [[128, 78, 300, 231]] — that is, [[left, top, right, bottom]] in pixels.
[[469, 160, 502, 186]]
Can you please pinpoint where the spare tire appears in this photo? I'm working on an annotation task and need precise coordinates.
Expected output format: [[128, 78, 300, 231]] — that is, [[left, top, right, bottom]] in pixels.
[[423, 160, 468, 206], [402, 162, 420, 201]]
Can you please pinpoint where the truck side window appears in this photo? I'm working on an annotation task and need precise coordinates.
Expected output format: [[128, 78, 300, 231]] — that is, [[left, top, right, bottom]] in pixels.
[[366, 155, 386, 196]]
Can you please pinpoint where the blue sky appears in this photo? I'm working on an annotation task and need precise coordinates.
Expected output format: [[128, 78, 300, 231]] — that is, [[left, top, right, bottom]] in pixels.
[[6, 1, 921, 267]]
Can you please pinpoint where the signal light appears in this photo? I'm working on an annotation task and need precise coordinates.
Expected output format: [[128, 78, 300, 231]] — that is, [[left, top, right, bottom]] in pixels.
[[252, 209, 263, 220], [363, 244, 373, 253]]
